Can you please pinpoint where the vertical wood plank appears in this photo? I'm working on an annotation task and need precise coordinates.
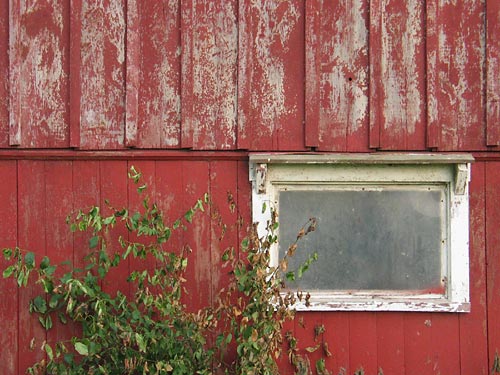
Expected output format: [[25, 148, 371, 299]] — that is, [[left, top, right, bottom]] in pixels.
[[128, 0, 181, 149], [370, 0, 426, 150], [404, 313, 433, 375], [306, 0, 369, 152], [44, 162, 75, 357], [69, 0, 82, 148], [155, 161, 211, 311], [127, 161, 156, 295], [486, 162, 500, 368], [236, 160, 252, 237], [376, 313, 405, 374], [9, 0, 70, 147], [209, 161, 239, 305], [349, 313, 377, 374], [17, 161, 46, 373], [181, 1, 238, 150], [8, 0, 20, 146], [460, 162, 488, 375], [237, 0, 306, 151], [294, 312, 323, 374], [0, 0, 9, 147], [77, 0, 126, 149], [323, 313, 350, 375], [69, 161, 100, 343], [99, 161, 129, 296], [183, 161, 211, 310], [426, 0, 485, 150], [429, 315, 460, 375], [72, 161, 100, 270], [124, 0, 139, 147], [304, 0, 319, 148], [487, 0, 500, 146], [0, 161, 18, 375]]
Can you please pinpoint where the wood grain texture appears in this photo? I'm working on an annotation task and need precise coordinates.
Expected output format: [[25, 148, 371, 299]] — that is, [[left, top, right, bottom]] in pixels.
[[0, 0, 9, 147], [9, 0, 70, 147], [322, 313, 350, 375], [76, 0, 126, 149], [429, 314, 460, 375], [69, 0, 82, 148], [0, 161, 18, 375], [306, 0, 369, 152], [426, 0, 486, 150], [376, 313, 405, 374], [17, 161, 47, 373], [209, 161, 239, 305], [126, 0, 181, 148], [487, 0, 500, 146], [486, 162, 500, 369], [460, 162, 488, 374], [45, 162, 75, 358], [99, 161, 129, 296], [403, 313, 433, 375], [181, 1, 238, 150], [349, 313, 378, 374], [237, 0, 305, 151], [370, 0, 426, 150]]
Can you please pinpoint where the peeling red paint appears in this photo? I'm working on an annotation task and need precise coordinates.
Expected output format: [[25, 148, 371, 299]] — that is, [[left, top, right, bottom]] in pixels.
[[0, 1, 500, 374], [427, 0, 486, 150], [370, 0, 426, 150], [306, 0, 370, 152]]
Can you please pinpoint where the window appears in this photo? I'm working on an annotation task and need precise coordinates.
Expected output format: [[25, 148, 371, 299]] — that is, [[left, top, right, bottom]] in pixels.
[[249, 154, 473, 312]]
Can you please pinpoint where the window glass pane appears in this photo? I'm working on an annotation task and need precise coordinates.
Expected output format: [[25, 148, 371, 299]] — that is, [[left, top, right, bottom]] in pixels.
[[278, 187, 446, 292]]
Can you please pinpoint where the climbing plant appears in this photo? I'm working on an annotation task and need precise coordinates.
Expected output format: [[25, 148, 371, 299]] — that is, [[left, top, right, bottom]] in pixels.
[[3, 166, 331, 375]]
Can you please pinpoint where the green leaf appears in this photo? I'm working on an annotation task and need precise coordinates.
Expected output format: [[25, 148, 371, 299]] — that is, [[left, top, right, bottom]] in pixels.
[[173, 219, 181, 229], [241, 237, 249, 250], [89, 236, 99, 249], [45, 316, 53, 330], [58, 312, 67, 325], [40, 256, 50, 269], [16, 270, 26, 287], [74, 342, 88, 356], [63, 353, 74, 365], [32, 296, 47, 314], [49, 294, 60, 309], [45, 343, 54, 361], [316, 358, 326, 373], [135, 333, 146, 352], [184, 209, 194, 223], [3, 265, 15, 278], [2, 248, 12, 259], [61, 272, 73, 284], [103, 216, 116, 225], [25, 252, 35, 268], [38, 315, 52, 330], [44, 265, 56, 276]]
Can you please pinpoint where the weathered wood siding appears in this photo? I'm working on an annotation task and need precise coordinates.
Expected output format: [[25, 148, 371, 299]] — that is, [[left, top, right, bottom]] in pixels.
[[2, 0, 496, 151], [0, 1, 499, 374]]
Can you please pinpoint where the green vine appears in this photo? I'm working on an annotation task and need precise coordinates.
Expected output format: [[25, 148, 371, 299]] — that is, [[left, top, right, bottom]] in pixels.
[[3, 166, 331, 375]]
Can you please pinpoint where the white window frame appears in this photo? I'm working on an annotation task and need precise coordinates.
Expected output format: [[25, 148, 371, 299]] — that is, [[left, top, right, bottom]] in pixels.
[[249, 153, 473, 312]]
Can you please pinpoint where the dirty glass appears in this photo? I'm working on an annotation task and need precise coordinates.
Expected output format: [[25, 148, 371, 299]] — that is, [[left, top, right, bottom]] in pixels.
[[278, 187, 446, 292]]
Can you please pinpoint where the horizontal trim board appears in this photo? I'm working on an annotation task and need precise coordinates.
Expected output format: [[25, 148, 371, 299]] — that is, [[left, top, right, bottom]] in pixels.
[[0, 150, 497, 162], [0, 150, 249, 161], [250, 153, 475, 165]]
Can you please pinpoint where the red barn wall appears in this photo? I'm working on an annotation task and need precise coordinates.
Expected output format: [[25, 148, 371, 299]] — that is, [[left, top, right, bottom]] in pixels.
[[0, 1, 499, 374]]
